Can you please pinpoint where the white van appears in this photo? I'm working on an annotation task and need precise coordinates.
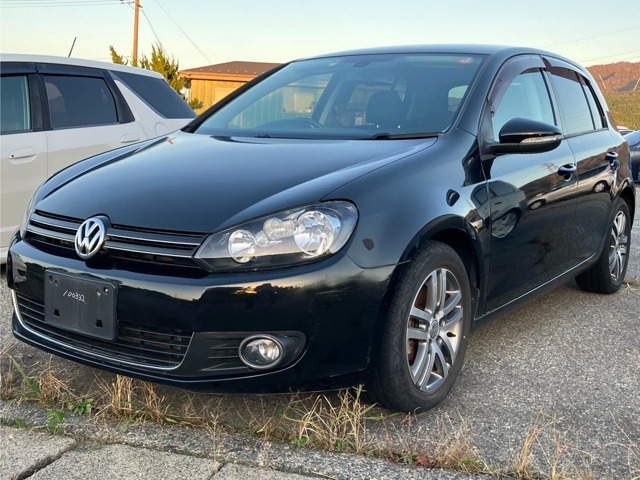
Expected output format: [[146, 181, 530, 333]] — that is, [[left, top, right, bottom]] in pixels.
[[0, 54, 197, 262]]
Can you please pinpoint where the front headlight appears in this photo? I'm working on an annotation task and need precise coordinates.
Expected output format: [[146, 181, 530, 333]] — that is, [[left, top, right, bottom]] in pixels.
[[194, 201, 358, 271]]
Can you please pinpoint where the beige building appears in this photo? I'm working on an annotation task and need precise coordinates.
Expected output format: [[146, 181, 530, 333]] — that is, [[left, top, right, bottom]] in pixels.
[[179, 61, 280, 114]]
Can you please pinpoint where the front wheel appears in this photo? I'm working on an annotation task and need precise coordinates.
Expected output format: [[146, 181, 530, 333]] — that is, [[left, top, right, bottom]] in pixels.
[[576, 197, 631, 294], [368, 242, 471, 412]]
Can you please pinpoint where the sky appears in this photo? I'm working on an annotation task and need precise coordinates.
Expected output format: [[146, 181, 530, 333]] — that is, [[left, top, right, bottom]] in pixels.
[[1, 0, 639, 70]]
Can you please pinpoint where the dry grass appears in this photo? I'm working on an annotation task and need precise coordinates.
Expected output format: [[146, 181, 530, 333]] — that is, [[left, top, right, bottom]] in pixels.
[[431, 415, 487, 473], [37, 360, 74, 405], [95, 375, 187, 424], [0, 356, 16, 400], [609, 417, 640, 480], [378, 413, 487, 472], [508, 414, 600, 480], [283, 385, 379, 453]]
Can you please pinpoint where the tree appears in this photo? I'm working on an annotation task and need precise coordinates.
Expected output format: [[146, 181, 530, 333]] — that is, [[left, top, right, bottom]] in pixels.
[[109, 44, 202, 110]]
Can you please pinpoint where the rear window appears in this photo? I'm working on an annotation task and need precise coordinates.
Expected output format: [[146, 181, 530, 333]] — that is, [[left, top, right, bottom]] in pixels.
[[112, 71, 196, 119], [550, 68, 595, 135]]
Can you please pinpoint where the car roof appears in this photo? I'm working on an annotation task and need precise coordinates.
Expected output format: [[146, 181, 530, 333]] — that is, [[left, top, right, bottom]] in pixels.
[[0, 53, 164, 79], [301, 44, 550, 58]]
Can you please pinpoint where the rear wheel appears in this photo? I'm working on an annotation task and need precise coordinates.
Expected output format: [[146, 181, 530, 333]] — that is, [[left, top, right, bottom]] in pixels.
[[576, 197, 631, 294], [369, 242, 471, 412]]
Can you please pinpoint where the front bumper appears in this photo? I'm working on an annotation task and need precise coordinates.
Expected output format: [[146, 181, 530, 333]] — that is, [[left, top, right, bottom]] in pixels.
[[8, 237, 396, 392]]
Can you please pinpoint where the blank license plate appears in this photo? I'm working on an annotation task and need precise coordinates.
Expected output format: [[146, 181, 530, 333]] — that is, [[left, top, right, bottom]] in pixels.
[[44, 270, 117, 341]]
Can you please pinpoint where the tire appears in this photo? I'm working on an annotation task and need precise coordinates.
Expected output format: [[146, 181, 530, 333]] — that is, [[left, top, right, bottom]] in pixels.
[[368, 241, 472, 412], [576, 197, 631, 294]]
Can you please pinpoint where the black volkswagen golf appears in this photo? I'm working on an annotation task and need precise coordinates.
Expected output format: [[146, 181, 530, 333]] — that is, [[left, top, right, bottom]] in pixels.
[[8, 45, 635, 412]]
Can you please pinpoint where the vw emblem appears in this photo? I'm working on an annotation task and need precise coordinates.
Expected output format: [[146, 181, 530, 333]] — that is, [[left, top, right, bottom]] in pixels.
[[75, 217, 107, 259]]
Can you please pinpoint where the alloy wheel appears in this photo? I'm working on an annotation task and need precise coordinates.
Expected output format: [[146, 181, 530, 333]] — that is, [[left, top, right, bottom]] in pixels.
[[405, 268, 464, 392], [608, 211, 628, 282]]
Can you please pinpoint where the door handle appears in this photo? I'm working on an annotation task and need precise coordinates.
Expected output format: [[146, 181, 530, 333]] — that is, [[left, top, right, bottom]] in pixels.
[[557, 164, 577, 179], [8, 147, 37, 163], [120, 134, 141, 143]]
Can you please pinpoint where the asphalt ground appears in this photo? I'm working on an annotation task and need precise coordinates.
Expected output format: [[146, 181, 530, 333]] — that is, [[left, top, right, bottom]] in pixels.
[[1, 192, 638, 479]]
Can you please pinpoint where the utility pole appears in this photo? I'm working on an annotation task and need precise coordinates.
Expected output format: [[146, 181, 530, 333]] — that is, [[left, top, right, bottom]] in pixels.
[[133, 0, 140, 65]]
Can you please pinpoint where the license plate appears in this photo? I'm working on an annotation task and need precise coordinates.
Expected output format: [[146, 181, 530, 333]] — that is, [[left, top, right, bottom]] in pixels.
[[44, 270, 117, 341]]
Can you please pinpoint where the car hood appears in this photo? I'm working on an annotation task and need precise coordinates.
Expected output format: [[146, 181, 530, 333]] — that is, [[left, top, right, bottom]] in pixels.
[[38, 131, 435, 233]]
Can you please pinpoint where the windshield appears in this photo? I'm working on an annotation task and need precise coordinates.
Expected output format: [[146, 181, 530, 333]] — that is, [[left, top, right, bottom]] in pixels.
[[194, 53, 486, 140]]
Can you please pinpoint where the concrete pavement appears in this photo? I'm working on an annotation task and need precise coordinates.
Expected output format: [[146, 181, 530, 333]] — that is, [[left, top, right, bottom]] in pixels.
[[0, 414, 482, 480]]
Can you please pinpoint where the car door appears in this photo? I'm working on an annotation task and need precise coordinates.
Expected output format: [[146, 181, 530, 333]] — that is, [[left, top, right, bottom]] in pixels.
[[38, 64, 146, 176], [0, 64, 47, 257], [479, 56, 578, 312], [545, 58, 623, 262]]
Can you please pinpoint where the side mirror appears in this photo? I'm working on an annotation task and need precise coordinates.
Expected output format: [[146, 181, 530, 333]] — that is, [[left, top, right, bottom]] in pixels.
[[487, 118, 563, 155]]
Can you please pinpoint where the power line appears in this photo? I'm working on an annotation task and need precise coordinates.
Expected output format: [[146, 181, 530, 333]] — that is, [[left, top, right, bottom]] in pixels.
[[151, 0, 211, 64], [0, 0, 126, 6], [543, 26, 640, 48], [140, 7, 162, 47], [579, 49, 640, 65]]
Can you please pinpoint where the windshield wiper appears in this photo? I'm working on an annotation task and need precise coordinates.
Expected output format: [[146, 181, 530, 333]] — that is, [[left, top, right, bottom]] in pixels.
[[369, 132, 441, 140]]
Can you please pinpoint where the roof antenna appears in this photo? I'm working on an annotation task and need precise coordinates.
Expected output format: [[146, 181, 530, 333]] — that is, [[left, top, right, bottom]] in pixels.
[[68, 37, 77, 57]]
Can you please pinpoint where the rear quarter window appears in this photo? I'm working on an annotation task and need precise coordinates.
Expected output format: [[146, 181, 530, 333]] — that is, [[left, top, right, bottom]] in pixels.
[[112, 71, 196, 119]]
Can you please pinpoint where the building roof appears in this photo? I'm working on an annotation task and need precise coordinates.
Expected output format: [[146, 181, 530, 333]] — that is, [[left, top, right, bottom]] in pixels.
[[179, 61, 281, 82]]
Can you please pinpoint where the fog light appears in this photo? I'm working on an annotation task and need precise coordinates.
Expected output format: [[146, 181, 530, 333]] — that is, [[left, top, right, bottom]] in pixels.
[[239, 335, 284, 369]]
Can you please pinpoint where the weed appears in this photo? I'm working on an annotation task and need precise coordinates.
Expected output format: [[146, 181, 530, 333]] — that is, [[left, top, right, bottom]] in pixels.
[[397, 450, 420, 465], [45, 409, 66, 431], [507, 414, 600, 480], [139, 381, 166, 422], [68, 398, 93, 415], [431, 415, 487, 473], [291, 436, 312, 447], [98, 375, 135, 418], [11, 357, 41, 401], [0, 356, 16, 400], [97, 375, 172, 424], [283, 385, 381, 453], [608, 416, 640, 480], [37, 361, 73, 404], [14, 418, 29, 428], [10, 356, 72, 406]]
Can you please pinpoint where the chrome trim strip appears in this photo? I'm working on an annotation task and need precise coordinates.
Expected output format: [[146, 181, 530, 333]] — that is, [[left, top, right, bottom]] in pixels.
[[12, 290, 189, 372], [29, 214, 79, 231], [26, 225, 75, 242], [108, 232, 201, 247], [104, 241, 195, 258]]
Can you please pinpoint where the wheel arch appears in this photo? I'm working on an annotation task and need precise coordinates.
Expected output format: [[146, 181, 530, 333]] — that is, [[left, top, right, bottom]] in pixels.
[[394, 215, 486, 319], [619, 185, 635, 227]]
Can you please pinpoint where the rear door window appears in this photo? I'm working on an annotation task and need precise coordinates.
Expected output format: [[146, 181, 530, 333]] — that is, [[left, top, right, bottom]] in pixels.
[[1, 75, 31, 133], [549, 68, 595, 135], [111, 71, 196, 119], [44, 75, 118, 129]]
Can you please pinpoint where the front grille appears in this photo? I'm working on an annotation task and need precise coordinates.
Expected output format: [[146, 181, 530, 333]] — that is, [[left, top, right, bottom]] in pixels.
[[16, 293, 192, 369], [25, 211, 206, 270]]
